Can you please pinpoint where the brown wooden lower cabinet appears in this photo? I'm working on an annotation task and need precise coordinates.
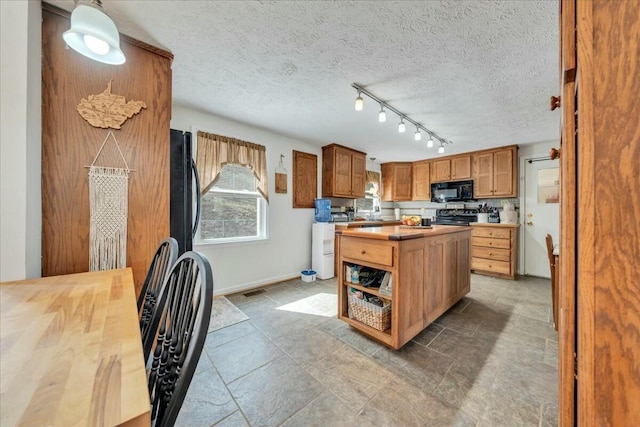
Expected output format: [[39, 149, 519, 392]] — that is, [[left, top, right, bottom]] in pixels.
[[336, 226, 471, 349], [470, 223, 518, 280]]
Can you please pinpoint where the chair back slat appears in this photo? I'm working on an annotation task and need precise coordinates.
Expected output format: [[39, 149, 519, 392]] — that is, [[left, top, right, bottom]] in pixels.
[[139, 238, 179, 361], [144, 251, 213, 427]]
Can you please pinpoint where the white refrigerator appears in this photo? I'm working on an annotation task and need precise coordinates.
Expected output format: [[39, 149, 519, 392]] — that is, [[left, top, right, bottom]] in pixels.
[[312, 222, 335, 279]]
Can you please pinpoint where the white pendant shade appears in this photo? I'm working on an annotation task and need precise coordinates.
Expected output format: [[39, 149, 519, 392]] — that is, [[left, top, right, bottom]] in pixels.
[[63, 4, 126, 65]]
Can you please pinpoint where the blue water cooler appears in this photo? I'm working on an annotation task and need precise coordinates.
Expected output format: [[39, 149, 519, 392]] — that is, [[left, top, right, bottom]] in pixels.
[[314, 198, 331, 222]]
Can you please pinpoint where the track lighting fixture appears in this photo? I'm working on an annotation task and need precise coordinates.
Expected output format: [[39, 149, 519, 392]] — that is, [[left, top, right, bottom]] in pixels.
[[398, 118, 406, 133], [427, 135, 434, 148], [354, 92, 363, 111], [378, 104, 386, 122], [352, 83, 452, 150]]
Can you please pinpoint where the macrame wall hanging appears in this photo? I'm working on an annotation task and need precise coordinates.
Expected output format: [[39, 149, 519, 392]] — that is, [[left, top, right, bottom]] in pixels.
[[87, 131, 134, 271], [77, 80, 146, 271]]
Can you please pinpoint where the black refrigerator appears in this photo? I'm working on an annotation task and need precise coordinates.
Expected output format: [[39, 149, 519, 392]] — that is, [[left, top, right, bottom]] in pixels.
[[170, 129, 201, 255]]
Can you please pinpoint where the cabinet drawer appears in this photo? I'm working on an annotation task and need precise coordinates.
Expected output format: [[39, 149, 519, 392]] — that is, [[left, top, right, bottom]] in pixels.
[[472, 257, 511, 275], [342, 239, 394, 267], [472, 227, 511, 239], [472, 246, 511, 262], [472, 236, 510, 249]]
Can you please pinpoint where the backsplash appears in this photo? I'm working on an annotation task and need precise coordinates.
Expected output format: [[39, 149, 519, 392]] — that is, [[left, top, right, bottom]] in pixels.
[[383, 198, 520, 220], [324, 196, 519, 221]]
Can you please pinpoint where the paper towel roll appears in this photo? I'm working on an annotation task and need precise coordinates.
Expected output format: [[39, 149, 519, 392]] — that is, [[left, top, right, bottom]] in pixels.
[[500, 210, 517, 224], [394, 208, 401, 220]]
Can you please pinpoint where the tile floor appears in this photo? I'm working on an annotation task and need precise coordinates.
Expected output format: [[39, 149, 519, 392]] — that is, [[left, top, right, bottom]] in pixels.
[[176, 274, 558, 427]]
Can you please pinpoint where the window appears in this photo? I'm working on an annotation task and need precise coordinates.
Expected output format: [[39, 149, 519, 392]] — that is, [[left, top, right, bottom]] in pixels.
[[197, 164, 267, 243], [537, 167, 559, 204], [355, 176, 380, 216]]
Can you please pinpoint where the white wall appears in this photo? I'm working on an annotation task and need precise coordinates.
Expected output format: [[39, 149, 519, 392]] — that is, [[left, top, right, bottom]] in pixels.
[[0, 0, 41, 281], [171, 105, 322, 295]]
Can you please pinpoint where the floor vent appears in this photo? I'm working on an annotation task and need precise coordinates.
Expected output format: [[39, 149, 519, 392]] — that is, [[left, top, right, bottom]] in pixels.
[[243, 289, 266, 297]]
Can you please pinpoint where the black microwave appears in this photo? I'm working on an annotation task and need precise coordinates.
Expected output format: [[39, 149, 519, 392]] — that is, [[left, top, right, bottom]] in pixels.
[[431, 180, 474, 203]]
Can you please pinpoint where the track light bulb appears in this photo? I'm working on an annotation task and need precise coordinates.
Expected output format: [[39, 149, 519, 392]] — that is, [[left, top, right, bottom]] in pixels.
[[398, 119, 406, 133], [427, 136, 434, 148], [355, 93, 363, 111], [414, 128, 422, 141], [438, 143, 445, 154], [378, 105, 386, 122]]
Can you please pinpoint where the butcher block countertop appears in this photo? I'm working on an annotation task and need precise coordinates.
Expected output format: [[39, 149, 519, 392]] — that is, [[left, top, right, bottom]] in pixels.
[[336, 224, 470, 240], [0, 268, 150, 427], [334, 220, 402, 228], [469, 222, 520, 228]]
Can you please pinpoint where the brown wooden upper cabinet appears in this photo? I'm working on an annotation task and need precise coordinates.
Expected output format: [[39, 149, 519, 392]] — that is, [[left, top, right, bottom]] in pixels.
[[472, 145, 518, 198], [381, 162, 413, 201], [322, 144, 366, 198], [412, 160, 431, 201], [431, 155, 471, 182], [431, 159, 451, 182]]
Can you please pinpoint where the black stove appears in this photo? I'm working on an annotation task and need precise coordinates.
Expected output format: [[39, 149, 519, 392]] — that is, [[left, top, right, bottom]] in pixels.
[[434, 208, 478, 226]]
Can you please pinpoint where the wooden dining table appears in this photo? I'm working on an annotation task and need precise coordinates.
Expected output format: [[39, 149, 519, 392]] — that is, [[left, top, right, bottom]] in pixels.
[[0, 268, 150, 426]]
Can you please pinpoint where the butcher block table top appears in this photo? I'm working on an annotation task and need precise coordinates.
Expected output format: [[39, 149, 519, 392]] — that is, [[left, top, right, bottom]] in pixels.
[[336, 224, 470, 240], [0, 268, 150, 427]]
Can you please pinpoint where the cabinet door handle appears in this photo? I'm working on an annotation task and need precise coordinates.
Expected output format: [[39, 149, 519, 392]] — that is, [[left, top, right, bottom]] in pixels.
[[360, 250, 366, 255]]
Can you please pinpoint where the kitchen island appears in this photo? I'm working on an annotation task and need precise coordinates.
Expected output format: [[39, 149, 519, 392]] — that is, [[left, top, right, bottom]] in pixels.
[[336, 225, 471, 349]]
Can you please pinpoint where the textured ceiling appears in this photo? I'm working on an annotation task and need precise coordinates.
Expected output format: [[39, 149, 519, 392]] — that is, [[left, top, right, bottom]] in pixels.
[[53, 0, 559, 163]]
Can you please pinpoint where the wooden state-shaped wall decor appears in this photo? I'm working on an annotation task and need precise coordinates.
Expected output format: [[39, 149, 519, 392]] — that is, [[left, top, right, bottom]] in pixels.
[[77, 80, 147, 129]]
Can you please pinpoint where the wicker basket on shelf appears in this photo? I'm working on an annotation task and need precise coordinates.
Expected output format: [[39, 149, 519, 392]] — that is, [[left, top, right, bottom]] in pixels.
[[348, 294, 391, 331]]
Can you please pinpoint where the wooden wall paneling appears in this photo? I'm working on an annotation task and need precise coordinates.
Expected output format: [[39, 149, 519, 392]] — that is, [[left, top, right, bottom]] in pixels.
[[575, 2, 596, 425], [41, 6, 173, 296], [559, 1, 577, 425], [578, 1, 640, 425], [292, 150, 317, 208], [559, 79, 577, 427]]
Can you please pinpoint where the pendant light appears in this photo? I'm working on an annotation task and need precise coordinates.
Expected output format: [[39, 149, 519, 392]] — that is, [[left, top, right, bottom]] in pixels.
[[414, 127, 422, 141], [427, 135, 434, 148], [398, 118, 406, 133], [354, 92, 363, 111], [438, 142, 445, 154], [63, 0, 126, 65], [378, 104, 386, 122]]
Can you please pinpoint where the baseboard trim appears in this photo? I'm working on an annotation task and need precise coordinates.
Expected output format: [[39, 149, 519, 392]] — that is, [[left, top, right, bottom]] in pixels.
[[213, 272, 301, 297]]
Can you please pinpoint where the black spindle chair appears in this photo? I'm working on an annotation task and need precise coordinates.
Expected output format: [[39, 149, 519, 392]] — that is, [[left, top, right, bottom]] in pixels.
[[138, 237, 179, 359], [143, 251, 213, 427]]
